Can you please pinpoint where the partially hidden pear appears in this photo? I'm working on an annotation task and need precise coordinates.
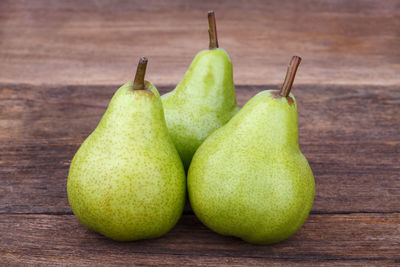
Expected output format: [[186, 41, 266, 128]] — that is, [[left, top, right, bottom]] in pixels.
[[188, 56, 315, 244], [162, 11, 239, 169], [67, 58, 186, 241]]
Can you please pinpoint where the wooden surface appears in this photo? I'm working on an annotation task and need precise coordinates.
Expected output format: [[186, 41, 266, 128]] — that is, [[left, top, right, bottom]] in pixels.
[[1, 214, 399, 266], [1, 0, 400, 86], [1, 0, 399, 266]]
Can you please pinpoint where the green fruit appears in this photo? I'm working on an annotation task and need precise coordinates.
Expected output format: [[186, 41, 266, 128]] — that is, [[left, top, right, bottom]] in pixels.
[[188, 56, 315, 244], [67, 58, 186, 241], [162, 11, 239, 169]]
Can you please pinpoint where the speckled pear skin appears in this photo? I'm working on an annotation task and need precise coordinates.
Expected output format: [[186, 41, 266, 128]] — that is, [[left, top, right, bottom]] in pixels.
[[161, 48, 239, 169], [67, 81, 186, 241], [187, 90, 315, 244]]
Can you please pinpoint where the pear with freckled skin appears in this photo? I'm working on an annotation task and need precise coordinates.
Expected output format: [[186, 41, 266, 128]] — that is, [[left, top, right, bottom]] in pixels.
[[67, 58, 186, 241], [188, 56, 315, 244], [162, 11, 239, 170]]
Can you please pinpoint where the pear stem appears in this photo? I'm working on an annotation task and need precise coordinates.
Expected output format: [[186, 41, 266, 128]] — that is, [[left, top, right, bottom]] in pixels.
[[133, 57, 148, 90], [208, 11, 219, 49], [280, 56, 302, 97]]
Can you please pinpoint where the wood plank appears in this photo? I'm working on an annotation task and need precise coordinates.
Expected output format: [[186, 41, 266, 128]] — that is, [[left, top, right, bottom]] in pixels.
[[0, 214, 399, 265], [0, 84, 399, 214], [0, 0, 399, 86]]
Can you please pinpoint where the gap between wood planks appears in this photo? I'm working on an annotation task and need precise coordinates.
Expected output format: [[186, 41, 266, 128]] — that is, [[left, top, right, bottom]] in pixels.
[[1, 211, 400, 216]]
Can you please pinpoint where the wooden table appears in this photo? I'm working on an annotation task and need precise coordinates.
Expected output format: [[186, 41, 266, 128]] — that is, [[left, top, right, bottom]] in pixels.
[[1, 0, 399, 265]]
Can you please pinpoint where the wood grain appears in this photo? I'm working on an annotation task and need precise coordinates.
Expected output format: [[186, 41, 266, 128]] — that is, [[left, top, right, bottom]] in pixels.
[[1, 214, 399, 265], [0, 0, 399, 86], [0, 83, 399, 214], [1, 1, 399, 264]]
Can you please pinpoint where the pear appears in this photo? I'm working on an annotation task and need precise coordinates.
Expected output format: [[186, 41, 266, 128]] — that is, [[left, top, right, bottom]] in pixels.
[[188, 56, 315, 244], [162, 11, 239, 169], [67, 58, 186, 241]]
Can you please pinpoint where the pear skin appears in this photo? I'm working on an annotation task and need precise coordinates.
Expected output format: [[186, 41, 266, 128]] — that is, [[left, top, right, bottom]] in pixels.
[[67, 58, 186, 241], [187, 57, 315, 244], [162, 11, 239, 169]]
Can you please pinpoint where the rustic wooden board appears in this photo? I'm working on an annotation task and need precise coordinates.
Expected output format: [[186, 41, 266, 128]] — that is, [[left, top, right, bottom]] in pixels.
[[0, 0, 399, 86], [0, 84, 399, 215], [1, 214, 399, 265], [1, 0, 399, 265]]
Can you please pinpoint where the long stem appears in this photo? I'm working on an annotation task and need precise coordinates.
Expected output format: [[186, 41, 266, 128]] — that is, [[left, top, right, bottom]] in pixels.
[[280, 56, 302, 97], [133, 57, 148, 90], [208, 11, 219, 49]]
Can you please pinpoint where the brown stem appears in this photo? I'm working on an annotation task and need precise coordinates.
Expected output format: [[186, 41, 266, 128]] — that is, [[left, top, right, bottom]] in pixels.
[[208, 11, 219, 49], [133, 57, 148, 90], [280, 56, 302, 97]]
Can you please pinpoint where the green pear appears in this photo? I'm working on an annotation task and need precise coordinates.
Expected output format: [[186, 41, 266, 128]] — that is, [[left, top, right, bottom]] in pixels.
[[67, 58, 186, 241], [162, 11, 239, 169], [188, 56, 315, 244]]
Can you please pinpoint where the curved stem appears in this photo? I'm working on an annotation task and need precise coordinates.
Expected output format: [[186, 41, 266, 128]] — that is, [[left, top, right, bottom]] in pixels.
[[280, 56, 302, 97], [133, 57, 148, 90], [208, 11, 219, 49]]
